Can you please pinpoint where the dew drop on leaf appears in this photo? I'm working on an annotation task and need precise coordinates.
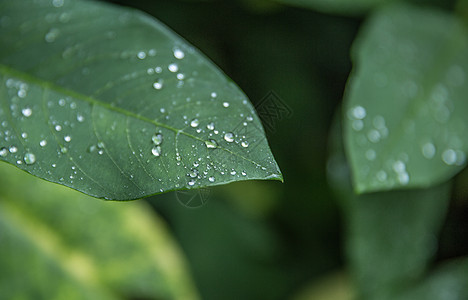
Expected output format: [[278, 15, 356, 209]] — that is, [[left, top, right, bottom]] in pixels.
[[224, 132, 234, 143], [152, 133, 163, 145], [151, 146, 162, 157], [22, 107, 32, 117], [205, 139, 218, 149], [190, 118, 199, 128], [23, 152, 36, 165]]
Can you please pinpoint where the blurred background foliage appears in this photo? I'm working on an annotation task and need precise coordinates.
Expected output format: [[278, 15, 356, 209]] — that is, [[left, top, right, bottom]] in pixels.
[[3, 0, 468, 299], [103, 0, 467, 299]]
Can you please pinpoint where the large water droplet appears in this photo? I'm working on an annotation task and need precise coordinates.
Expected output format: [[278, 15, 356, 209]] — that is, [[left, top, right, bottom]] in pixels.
[[190, 118, 199, 128], [224, 132, 234, 143], [0, 147, 8, 157], [23, 152, 36, 165], [205, 139, 218, 149], [22, 107, 32, 117], [152, 146, 162, 157], [152, 133, 163, 145], [153, 79, 163, 90], [173, 48, 185, 59]]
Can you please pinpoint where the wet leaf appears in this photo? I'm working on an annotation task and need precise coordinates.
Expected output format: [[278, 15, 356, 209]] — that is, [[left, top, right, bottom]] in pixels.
[[0, 163, 199, 300], [344, 4, 468, 193], [273, 0, 394, 15], [0, 0, 282, 200]]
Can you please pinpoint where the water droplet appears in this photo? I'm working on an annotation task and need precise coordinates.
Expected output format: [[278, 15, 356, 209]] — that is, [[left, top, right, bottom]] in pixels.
[[151, 146, 162, 157], [205, 139, 218, 149], [148, 49, 156, 56], [58, 98, 66, 106], [365, 149, 376, 161], [222, 102, 230, 108], [230, 170, 236, 175], [422, 142, 435, 159], [152, 133, 163, 145], [376, 170, 387, 181], [64, 135, 71, 142], [207, 122, 215, 130], [241, 171, 247, 176], [9, 146, 17, 153], [188, 179, 196, 186], [349, 105, 366, 120], [241, 141, 249, 148], [147, 68, 155, 75], [45, 28, 59, 43], [393, 160, 406, 173], [190, 118, 199, 128], [153, 79, 163, 90], [137, 51, 146, 59], [398, 172, 410, 185], [246, 116, 253, 122], [177, 73, 185, 80], [61, 146, 68, 153], [18, 89, 26, 98], [40, 140, 47, 147], [52, 0, 64, 8], [22, 107, 32, 117], [173, 48, 185, 59], [352, 120, 364, 131], [208, 176, 215, 182], [211, 92, 217, 98], [55, 125, 62, 132], [367, 129, 381, 143], [77, 114, 84, 122], [160, 108, 166, 113], [155, 66, 162, 73], [189, 169, 198, 178], [168, 63, 178, 73], [224, 132, 234, 142], [23, 152, 36, 165], [442, 149, 457, 165], [0, 147, 8, 157]]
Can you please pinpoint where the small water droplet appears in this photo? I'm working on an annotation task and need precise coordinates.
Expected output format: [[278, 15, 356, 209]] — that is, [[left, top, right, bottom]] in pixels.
[[188, 179, 196, 186], [241, 171, 247, 176], [23, 152, 36, 165], [189, 169, 198, 178], [442, 149, 457, 165], [40, 140, 47, 147], [367, 129, 381, 143], [9, 146, 17, 153], [208, 176, 215, 182], [222, 102, 230, 108], [55, 125, 62, 132], [246, 116, 253, 122], [224, 133, 234, 142], [177, 73, 185, 80], [22, 107, 32, 117], [422, 142, 436, 159], [153, 79, 163, 90], [376, 170, 387, 181], [241, 141, 249, 148], [151, 146, 162, 157], [211, 92, 217, 98], [77, 114, 84, 122], [137, 51, 146, 59], [352, 120, 364, 131], [207, 122, 215, 130], [365, 149, 376, 161], [0, 147, 8, 157], [349, 106, 366, 120], [168, 63, 178, 73], [173, 48, 185, 59], [230, 170, 236, 175], [190, 118, 199, 128], [64, 135, 71, 142], [205, 139, 218, 149], [393, 160, 406, 173], [152, 133, 163, 145], [155, 66, 162, 73], [18, 89, 26, 98], [61, 146, 68, 153]]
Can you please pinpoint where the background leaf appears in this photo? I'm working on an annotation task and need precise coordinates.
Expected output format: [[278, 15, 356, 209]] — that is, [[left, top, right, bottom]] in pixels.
[[0, 0, 281, 200], [0, 163, 199, 300], [272, 0, 395, 15], [344, 3, 468, 193], [328, 114, 452, 299]]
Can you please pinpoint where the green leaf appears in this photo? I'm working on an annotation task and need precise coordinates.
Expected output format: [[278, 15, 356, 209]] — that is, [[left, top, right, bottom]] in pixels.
[[328, 113, 451, 299], [0, 163, 199, 300], [393, 258, 468, 300], [344, 4, 468, 193], [272, 0, 395, 15], [0, 0, 282, 200]]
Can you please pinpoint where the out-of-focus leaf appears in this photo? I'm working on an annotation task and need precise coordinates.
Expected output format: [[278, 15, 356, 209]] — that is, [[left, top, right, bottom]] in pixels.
[[272, 0, 395, 15], [328, 113, 452, 299], [393, 258, 468, 300], [0, 163, 199, 300], [292, 272, 355, 300], [344, 4, 468, 193], [0, 0, 281, 200]]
